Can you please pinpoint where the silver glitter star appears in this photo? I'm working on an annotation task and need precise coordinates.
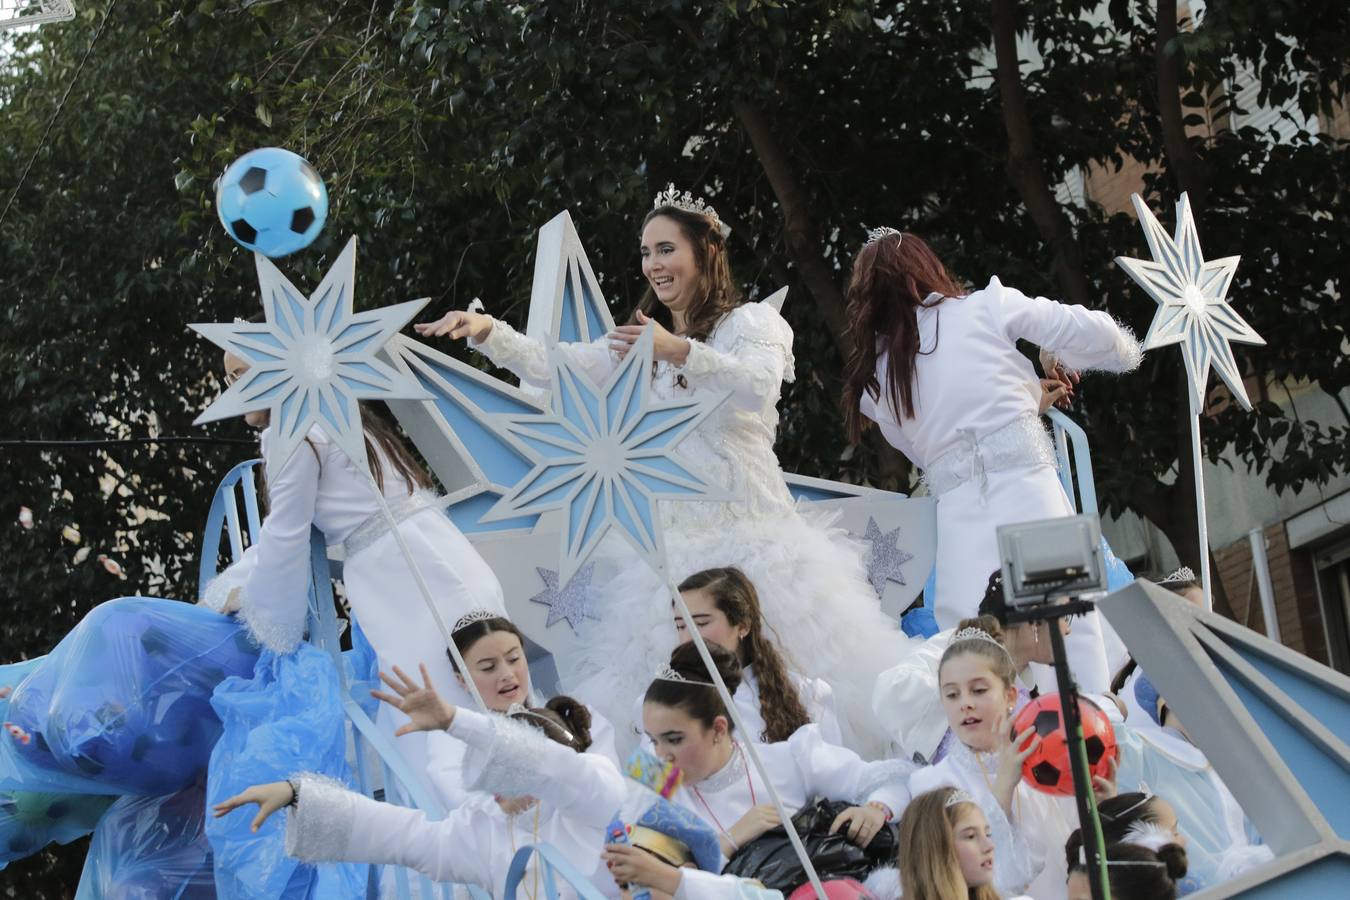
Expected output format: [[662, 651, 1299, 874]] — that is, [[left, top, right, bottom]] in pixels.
[[863, 516, 913, 596], [1115, 192, 1265, 411], [529, 562, 598, 632]]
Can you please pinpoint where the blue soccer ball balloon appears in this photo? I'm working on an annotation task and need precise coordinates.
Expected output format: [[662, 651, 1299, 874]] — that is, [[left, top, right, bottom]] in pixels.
[[215, 147, 328, 258]]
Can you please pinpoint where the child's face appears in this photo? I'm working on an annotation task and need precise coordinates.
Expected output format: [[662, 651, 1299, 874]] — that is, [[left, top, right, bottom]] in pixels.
[[459, 632, 529, 712], [940, 652, 1016, 753], [951, 803, 996, 887], [643, 702, 729, 783], [674, 588, 747, 659]]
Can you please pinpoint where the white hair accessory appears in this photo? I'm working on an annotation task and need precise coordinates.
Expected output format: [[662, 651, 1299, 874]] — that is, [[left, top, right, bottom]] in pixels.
[[1158, 566, 1197, 585], [1122, 820, 1177, 854], [654, 183, 724, 234], [452, 608, 505, 633], [654, 663, 715, 688], [506, 702, 575, 744], [943, 788, 977, 809], [866, 226, 902, 246]]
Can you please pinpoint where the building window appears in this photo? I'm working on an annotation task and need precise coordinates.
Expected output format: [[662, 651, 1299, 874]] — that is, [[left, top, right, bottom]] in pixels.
[[1313, 540, 1350, 673]]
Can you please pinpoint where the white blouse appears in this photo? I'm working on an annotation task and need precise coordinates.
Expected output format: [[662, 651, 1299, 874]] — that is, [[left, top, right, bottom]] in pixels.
[[860, 277, 1141, 469]]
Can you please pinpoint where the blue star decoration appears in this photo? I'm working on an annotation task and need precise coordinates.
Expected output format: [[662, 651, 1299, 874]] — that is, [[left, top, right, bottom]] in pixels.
[[192, 237, 432, 474], [529, 562, 598, 632], [863, 516, 913, 597], [481, 327, 731, 582], [1116, 193, 1265, 412]]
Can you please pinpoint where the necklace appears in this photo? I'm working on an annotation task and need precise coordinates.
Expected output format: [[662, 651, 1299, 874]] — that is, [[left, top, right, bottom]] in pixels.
[[507, 803, 543, 900], [689, 743, 757, 844]]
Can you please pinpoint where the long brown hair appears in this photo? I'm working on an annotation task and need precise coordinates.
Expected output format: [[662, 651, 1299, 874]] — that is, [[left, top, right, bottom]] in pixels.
[[840, 232, 964, 443], [900, 787, 1003, 900], [633, 205, 743, 341], [678, 567, 810, 742]]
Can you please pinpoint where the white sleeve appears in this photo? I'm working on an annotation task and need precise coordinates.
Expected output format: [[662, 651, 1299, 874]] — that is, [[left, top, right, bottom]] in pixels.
[[285, 773, 491, 887], [678, 304, 794, 412], [235, 429, 326, 653], [675, 868, 787, 900], [471, 316, 618, 390], [449, 707, 626, 828], [994, 279, 1142, 373], [859, 380, 919, 462], [788, 725, 914, 817], [800, 677, 843, 747], [870, 633, 950, 764], [424, 728, 470, 811]]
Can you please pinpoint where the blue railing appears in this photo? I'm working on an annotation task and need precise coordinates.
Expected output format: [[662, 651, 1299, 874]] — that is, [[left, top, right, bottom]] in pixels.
[[1047, 408, 1098, 516]]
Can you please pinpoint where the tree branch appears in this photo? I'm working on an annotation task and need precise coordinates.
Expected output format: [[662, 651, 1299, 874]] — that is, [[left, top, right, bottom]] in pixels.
[[1156, 0, 1207, 208]]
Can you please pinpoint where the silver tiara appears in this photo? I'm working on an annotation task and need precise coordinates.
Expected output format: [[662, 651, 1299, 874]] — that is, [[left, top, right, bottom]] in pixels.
[[950, 626, 1006, 651], [654, 183, 723, 232], [866, 226, 902, 246], [506, 702, 575, 743], [943, 788, 977, 809], [654, 663, 715, 687], [1158, 566, 1196, 585], [452, 608, 505, 633]]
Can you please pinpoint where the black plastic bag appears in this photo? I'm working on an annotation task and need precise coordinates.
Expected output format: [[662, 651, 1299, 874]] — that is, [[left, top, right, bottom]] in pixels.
[[721, 799, 899, 892]]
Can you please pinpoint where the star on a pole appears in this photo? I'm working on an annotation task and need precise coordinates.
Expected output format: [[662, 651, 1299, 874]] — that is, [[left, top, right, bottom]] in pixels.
[[1115, 193, 1265, 411], [482, 327, 730, 582], [862, 516, 913, 597], [529, 562, 598, 632], [192, 237, 432, 474]]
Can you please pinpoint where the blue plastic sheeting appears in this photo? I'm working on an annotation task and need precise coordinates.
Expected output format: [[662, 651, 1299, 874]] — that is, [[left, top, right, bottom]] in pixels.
[[74, 782, 215, 899], [207, 643, 366, 899], [1, 599, 258, 796]]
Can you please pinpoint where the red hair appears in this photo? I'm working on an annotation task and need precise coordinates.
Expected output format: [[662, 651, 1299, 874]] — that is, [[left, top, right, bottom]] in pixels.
[[840, 233, 964, 443]]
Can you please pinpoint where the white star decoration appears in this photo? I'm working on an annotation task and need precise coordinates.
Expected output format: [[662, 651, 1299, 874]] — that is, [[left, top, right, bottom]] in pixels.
[[482, 327, 730, 582], [1115, 193, 1265, 411], [863, 516, 913, 596], [192, 238, 431, 474], [529, 562, 598, 632]]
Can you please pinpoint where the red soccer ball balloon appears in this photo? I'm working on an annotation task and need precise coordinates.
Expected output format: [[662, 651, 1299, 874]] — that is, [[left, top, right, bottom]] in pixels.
[[1011, 693, 1118, 796]]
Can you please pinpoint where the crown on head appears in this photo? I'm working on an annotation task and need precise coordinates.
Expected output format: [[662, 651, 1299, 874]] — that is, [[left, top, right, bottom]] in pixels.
[[452, 608, 505, 633], [1158, 566, 1196, 585], [654, 663, 715, 688], [943, 787, 977, 809], [506, 702, 575, 744], [950, 626, 1006, 651], [866, 226, 902, 246], [654, 183, 722, 232]]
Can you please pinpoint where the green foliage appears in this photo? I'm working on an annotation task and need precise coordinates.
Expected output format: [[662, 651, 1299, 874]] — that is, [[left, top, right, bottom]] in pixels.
[[0, 0, 1346, 889]]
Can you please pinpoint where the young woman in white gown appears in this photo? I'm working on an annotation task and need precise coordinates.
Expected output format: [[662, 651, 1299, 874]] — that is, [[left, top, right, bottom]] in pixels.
[[202, 353, 507, 772], [632, 566, 842, 750], [640, 642, 912, 869], [417, 190, 909, 754], [842, 230, 1142, 693]]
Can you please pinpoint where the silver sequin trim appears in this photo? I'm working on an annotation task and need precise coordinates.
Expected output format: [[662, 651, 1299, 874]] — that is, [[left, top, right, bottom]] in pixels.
[[339, 490, 442, 560], [695, 741, 749, 794], [285, 772, 357, 863], [922, 412, 1058, 497]]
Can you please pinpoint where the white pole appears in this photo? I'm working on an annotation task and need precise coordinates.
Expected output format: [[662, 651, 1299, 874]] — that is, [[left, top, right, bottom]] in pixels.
[[1189, 393, 1213, 611], [667, 577, 828, 900], [1248, 527, 1281, 642]]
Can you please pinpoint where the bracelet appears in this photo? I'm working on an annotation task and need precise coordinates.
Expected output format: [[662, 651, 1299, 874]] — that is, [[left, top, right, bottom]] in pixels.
[[286, 779, 300, 808], [866, 801, 893, 822]]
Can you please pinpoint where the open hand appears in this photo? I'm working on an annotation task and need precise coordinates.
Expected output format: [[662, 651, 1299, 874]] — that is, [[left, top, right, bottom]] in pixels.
[[414, 308, 493, 342], [993, 711, 1040, 819], [608, 310, 690, 364], [370, 664, 456, 736], [211, 781, 294, 833]]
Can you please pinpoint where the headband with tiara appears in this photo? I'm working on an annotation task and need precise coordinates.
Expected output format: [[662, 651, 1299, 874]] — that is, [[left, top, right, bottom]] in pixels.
[[653, 662, 715, 688], [451, 608, 506, 633], [949, 626, 1009, 654], [506, 702, 576, 744], [1158, 566, 1196, 585], [866, 226, 902, 246], [943, 787, 977, 809], [653, 183, 725, 235]]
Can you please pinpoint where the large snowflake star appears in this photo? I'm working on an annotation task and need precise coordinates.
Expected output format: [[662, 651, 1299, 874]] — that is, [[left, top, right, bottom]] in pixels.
[[529, 562, 598, 632], [863, 517, 913, 597], [192, 237, 431, 474], [483, 328, 729, 581], [1115, 193, 1265, 411]]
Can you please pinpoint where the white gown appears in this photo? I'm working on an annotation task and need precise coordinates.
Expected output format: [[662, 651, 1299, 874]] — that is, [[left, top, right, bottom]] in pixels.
[[202, 425, 507, 773], [632, 663, 844, 750], [861, 277, 1141, 693], [473, 304, 911, 755], [909, 740, 1073, 900], [668, 724, 914, 867]]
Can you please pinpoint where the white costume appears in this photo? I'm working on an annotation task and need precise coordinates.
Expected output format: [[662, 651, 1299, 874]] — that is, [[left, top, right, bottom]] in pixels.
[[203, 425, 506, 772], [634, 663, 843, 750], [909, 740, 1073, 900], [862, 866, 1033, 900], [861, 277, 1141, 692], [669, 724, 913, 866], [472, 304, 910, 754]]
